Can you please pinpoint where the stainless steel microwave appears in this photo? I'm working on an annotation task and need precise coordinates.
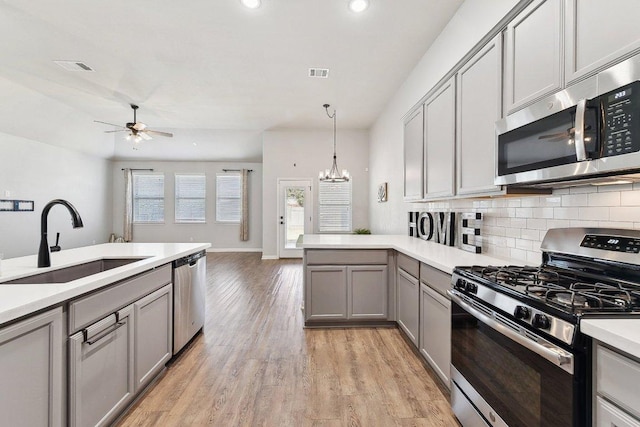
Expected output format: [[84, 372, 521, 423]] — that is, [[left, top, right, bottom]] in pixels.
[[495, 55, 640, 187]]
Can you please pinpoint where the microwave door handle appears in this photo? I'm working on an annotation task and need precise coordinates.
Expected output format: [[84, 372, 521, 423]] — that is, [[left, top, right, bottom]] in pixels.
[[574, 99, 587, 161]]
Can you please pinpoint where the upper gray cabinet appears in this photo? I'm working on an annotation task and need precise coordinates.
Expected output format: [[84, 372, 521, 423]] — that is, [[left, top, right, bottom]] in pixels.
[[456, 34, 503, 196], [403, 106, 424, 201], [503, 0, 563, 114], [565, 0, 640, 84], [424, 77, 456, 200]]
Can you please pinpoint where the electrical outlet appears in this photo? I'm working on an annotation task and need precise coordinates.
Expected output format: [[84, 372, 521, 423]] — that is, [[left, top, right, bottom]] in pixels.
[[3, 190, 10, 198]]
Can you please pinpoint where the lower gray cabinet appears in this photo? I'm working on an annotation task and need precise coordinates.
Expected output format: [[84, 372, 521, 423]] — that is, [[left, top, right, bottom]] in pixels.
[[69, 305, 135, 427], [134, 284, 173, 391], [419, 283, 451, 386], [0, 307, 63, 427], [397, 267, 419, 346], [348, 265, 388, 319], [306, 266, 348, 321]]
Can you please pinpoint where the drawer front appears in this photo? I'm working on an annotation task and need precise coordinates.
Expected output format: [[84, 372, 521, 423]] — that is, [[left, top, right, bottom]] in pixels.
[[420, 262, 452, 297], [397, 252, 419, 278], [69, 264, 172, 334], [596, 396, 640, 427], [305, 250, 388, 265], [597, 344, 640, 420]]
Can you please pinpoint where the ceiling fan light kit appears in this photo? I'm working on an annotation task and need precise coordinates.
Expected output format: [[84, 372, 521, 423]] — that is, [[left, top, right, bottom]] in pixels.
[[348, 0, 369, 13], [94, 104, 173, 146], [240, 0, 261, 9], [319, 103, 350, 182]]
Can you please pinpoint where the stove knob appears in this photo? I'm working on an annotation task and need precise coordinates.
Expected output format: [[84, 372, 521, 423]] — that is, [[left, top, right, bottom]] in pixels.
[[514, 306, 530, 320], [455, 278, 466, 290], [532, 314, 551, 330], [466, 282, 478, 294]]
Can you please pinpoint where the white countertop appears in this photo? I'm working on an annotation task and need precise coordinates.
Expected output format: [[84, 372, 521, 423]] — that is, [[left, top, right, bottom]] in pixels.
[[581, 318, 640, 359], [0, 242, 210, 325], [300, 234, 517, 274]]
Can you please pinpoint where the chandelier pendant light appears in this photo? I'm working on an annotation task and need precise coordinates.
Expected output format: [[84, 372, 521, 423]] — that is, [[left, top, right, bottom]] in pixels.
[[319, 104, 350, 182]]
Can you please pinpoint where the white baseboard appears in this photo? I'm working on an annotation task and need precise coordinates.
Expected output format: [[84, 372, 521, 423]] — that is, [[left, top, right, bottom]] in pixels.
[[261, 255, 279, 260], [206, 248, 263, 253]]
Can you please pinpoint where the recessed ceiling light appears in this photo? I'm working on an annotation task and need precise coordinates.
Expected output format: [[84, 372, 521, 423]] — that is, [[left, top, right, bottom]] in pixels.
[[241, 0, 261, 9], [348, 0, 369, 13]]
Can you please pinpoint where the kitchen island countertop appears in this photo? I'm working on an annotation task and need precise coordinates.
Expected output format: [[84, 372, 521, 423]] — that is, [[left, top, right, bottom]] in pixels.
[[0, 242, 210, 325], [581, 318, 640, 359]]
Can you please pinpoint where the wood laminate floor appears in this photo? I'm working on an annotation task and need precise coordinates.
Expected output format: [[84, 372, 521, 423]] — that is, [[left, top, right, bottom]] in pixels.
[[117, 253, 458, 426]]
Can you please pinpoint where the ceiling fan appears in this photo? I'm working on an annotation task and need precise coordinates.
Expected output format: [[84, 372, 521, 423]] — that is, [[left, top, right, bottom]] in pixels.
[[95, 104, 173, 143]]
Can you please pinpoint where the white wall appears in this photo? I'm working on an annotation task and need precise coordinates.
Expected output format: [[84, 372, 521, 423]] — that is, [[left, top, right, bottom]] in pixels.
[[263, 129, 370, 258], [369, 0, 521, 234], [0, 132, 113, 258], [112, 161, 263, 251]]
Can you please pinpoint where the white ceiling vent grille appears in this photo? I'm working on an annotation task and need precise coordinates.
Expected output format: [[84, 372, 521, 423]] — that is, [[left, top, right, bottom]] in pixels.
[[309, 68, 329, 78], [53, 60, 95, 72]]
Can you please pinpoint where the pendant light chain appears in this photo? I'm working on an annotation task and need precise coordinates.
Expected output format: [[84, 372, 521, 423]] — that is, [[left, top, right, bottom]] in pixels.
[[319, 103, 350, 182]]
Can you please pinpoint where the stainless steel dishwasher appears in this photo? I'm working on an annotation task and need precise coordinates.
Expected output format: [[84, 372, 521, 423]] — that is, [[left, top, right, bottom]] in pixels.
[[172, 250, 206, 354]]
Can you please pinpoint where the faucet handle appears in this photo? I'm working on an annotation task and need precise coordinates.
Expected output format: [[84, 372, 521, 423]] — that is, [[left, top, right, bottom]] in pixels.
[[50, 232, 61, 253]]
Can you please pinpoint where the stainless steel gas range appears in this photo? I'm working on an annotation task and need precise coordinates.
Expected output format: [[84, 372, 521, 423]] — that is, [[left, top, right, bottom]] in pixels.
[[448, 228, 640, 427]]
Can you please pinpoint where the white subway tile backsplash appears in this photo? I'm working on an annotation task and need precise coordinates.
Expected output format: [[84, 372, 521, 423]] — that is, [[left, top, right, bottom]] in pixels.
[[570, 220, 600, 227], [509, 248, 528, 262], [520, 229, 540, 241], [598, 221, 634, 229], [515, 208, 533, 218], [505, 227, 521, 238], [527, 250, 543, 264], [546, 219, 572, 228], [510, 218, 527, 228], [597, 183, 633, 192], [621, 191, 640, 206], [553, 188, 571, 195], [521, 197, 540, 208], [541, 196, 562, 207], [569, 186, 592, 194], [578, 207, 609, 221], [554, 207, 580, 219], [526, 218, 547, 230], [562, 194, 588, 206], [496, 217, 511, 227], [515, 239, 534, 251], [588, 192, 620, 207], [610, 206, 640, 222], [532, 207, 554, 219]]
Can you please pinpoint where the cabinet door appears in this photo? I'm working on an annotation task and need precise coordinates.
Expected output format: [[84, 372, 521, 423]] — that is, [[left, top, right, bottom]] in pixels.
[[0, 307, 63, 427], [69, 305, 135, 427], [134, 284, 173, 391], [397, 268, 419, 346], [565, 0, 640, 84], [596, 396, 640, 427], [456, 34, 503, 196], [403, 106, 424, 201], [347, 265, 388, 319], [306, 266, 348, 321], [419, 284, 451, 387], [504, 0, 563, 113], [424, 77, 456, 199]]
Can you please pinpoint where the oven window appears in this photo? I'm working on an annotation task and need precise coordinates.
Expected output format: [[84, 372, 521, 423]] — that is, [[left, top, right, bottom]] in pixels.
[[451, 301, 574, 427]]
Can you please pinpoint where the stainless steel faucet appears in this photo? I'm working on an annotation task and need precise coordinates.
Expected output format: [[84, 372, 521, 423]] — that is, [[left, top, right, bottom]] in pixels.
[[38, 199, 84, 268]]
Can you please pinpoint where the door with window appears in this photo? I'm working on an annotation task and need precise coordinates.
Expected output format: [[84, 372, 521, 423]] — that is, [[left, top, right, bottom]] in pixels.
[[278, 180, 312, 258]]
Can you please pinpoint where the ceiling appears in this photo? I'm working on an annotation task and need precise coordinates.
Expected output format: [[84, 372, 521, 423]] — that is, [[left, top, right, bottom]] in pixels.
[[0, 0, 463, 161]]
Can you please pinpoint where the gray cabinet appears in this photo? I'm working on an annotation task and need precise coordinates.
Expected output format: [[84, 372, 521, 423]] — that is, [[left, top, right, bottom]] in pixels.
[[403, 106, 424, 201], [134, 284, 173, 391], [504, 0, 563, 113], [594, 343, 640, 425], [348, 265, 388, 319], [456, 34, 503, 196], [419, 283, 451, 387], [69, 305, 135, 427], [565, 0, 640, 84], [0, 307, 63, 427], [397, 267, 419, 346], [306, 265, 348, 321], [424, 77, 456, 199]]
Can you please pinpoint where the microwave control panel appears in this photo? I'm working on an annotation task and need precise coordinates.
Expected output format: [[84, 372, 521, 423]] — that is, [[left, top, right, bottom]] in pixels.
[[602, 81, 640, 157]]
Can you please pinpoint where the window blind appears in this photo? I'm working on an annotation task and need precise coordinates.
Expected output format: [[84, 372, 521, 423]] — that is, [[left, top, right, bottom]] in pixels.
[[133, 173, 165, 223], [216, 174, 241, 222], [318, 180, 352, 232], [175, 174, 206, 223]]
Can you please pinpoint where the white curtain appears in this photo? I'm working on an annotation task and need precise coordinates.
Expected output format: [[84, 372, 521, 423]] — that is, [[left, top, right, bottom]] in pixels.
[[124, 168, 133, 242], [240, 169, 249, 241]]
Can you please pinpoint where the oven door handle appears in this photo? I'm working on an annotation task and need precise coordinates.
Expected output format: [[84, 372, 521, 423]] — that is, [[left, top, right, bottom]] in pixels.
[[449, 291, 574, 375]]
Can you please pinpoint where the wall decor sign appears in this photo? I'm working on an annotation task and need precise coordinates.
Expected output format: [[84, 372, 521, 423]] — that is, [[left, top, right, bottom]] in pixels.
[[408, 211, 482, 253], [377, 182, 387, 202], [0, 199, 34, 212]]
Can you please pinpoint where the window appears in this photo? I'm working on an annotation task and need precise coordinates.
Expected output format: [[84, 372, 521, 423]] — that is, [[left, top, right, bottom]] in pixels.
[[175, 174, 206, 223], [133, 173, 165, 223], [318, 180, 352, 232], [216, 173, 241, 222]]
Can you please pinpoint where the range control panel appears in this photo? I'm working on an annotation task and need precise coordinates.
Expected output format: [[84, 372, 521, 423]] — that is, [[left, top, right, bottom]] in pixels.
[[580, 234, 640, 253], [602, 81, 640, 157]]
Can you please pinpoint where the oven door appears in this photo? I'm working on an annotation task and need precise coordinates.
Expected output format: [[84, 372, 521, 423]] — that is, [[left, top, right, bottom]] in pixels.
[[449, 291, 585, 427]]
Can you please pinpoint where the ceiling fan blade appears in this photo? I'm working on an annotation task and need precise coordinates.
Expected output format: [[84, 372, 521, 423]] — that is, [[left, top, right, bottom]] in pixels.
[[132, 122, 147, 131], [94, 120, 127, 129], [140, 132, 153, 141], [104, 129, 128, 133], [145, 129, 174, 138]]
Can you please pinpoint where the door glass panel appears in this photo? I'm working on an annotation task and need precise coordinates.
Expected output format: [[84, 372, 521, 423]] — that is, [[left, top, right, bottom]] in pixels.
[[285, 186, 305, 249]]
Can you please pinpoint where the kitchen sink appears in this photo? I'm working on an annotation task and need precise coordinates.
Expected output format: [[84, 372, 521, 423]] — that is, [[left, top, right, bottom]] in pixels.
[[2, 258, 148, 284]]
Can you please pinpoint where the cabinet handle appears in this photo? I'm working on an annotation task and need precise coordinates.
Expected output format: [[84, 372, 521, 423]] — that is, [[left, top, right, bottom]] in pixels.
[[83, 312, 125, 345], [574, 99, 587, 161]]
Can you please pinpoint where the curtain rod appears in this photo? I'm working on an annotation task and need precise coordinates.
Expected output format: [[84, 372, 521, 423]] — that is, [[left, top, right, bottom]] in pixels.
[[223, 169, 253, 172], [121, 168, 154, 171]]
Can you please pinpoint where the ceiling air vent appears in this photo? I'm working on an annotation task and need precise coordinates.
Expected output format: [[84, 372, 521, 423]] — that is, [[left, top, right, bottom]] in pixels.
[[53, 60, 95, 72], [308, 68, 329, 78]]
